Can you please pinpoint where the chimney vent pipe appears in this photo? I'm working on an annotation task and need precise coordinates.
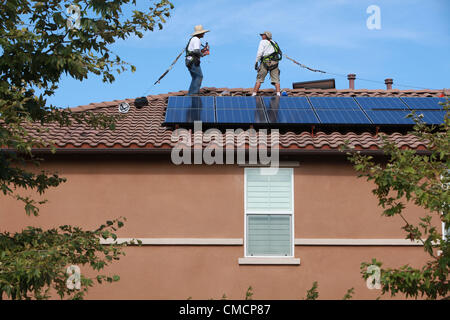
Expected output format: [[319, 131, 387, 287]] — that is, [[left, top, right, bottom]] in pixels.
[[385, 78, 393, 90], [347, 74, 356, 90]]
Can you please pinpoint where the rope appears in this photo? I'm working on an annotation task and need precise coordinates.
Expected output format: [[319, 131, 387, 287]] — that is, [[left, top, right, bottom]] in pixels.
[[284, 54, 439, 90], [285, 55, 327, 74], [140, 48, 186, 97], [153, 48, 185, 86]]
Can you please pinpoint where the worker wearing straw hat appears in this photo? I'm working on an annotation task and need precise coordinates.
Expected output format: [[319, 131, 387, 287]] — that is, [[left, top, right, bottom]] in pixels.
[[185, 25, 210, 96]]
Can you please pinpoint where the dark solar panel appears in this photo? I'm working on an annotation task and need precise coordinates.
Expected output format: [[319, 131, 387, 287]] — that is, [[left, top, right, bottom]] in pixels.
[[165, 96, 215, 124], [364, 110, 415, 125], [164, 96, 444, 126], [216, 108, 267, 124], [167, 96, 215, 109], [266, 109, 320, 124], [216, 96, 263, 109], [309, 97, 361, 110], [262, 97, 312, 109], [314, 109, 371, 124], [401, 97, 447, 110], [355, 97, 408, 110], [215, 97, 266, 124], [165, 108, 215, 124]]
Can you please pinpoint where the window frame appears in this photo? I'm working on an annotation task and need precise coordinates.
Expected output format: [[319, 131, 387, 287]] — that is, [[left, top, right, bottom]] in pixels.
[[244, 168, 295, 258]]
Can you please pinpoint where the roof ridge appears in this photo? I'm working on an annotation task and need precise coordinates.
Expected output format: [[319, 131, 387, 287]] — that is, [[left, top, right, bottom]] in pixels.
[[67, 87, 445, 112]]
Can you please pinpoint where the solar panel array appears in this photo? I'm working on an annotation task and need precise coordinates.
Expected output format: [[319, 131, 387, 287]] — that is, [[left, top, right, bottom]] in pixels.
[[164, 96, 447, 126]]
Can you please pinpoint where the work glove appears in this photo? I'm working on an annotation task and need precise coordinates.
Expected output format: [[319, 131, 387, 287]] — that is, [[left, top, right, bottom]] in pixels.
[[254, 62, 259, 71]]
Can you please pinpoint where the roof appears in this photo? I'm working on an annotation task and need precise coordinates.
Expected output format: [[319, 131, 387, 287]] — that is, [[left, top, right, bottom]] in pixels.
[[27, 87, 446, 152]]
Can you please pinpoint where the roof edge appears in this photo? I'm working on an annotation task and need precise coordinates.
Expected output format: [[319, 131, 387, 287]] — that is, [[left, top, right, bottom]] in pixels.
[[16, 148, 432, 156]]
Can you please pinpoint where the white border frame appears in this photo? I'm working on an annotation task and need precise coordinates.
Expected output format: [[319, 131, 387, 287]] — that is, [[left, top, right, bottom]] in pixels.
[[244, 167, 295, 258]]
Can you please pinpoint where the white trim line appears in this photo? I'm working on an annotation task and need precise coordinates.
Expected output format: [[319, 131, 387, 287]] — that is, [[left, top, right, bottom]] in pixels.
[[100, 238, 244, 246], [294, 238, 425, 246], [100, 238, 426, 246], [239, 257, 300, 265]]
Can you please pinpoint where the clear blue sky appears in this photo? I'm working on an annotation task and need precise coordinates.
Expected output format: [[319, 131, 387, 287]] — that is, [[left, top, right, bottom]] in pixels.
[[47, 0, 450, 108]]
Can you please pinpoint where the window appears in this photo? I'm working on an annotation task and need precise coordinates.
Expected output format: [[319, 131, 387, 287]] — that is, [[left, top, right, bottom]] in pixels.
[[245, 168, 294, 257]]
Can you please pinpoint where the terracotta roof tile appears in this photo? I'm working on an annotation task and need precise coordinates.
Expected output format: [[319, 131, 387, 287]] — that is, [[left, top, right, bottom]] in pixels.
[[25, 88, 445, 152]]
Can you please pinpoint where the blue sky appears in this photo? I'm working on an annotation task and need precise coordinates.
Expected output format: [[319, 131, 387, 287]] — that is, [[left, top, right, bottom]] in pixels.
[[47, 0, 450, 108]]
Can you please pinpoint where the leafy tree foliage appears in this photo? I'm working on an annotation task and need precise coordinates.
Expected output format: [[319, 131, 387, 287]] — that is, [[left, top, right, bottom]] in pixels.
[[0, 218, 133, 300], [304, 281, 319, 300], [0, 0, 173, 299], [345, 101, 449, 299]]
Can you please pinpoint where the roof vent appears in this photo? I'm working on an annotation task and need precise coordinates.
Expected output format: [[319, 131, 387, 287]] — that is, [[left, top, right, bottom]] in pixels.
[[347, 74, 356, 90], [118, 102, 130, 114], [292, 79, 335, 90], [134, 97, 149, 109], [385, 78, 393, 90]]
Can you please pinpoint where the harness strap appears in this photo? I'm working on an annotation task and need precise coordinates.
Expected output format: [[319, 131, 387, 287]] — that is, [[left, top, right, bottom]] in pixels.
[[185, 37, 194, 57], [262, 40, 282, 62]]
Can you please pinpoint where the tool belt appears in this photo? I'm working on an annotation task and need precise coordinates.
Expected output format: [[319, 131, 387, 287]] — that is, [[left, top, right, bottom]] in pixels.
[[262, 59, 279, 71], [185, 37, 201, 68], [185, 55, 200, 68]]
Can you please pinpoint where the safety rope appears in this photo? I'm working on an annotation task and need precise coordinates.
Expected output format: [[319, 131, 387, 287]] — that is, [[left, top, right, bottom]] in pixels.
[[284, 54, 437, 90], [153, 48, 185, 86], [285, 55, 326, 74], [140, 48, 186, 97]]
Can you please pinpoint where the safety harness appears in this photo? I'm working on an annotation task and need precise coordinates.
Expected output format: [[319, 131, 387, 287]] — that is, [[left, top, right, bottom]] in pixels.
[[185, 37, 203, 68], [262, 40, 283, 63]]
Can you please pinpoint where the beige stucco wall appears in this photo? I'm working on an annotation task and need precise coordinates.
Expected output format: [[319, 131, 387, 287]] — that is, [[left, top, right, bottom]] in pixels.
[[0, 154, 437, 299]]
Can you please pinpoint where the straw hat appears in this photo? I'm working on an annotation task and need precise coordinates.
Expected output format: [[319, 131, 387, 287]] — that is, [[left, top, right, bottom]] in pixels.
[[260, 31, 272, 39], [192, 25, 210, 36]]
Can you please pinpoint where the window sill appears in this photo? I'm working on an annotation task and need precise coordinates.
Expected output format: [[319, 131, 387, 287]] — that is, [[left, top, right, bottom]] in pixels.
[[238, 257, 301, 265]]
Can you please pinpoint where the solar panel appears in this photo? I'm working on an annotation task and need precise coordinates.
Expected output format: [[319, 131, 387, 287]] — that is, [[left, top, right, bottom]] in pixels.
[[165, 96, 215, 124], [364, 110, 415, 125], [164, 96, 445, 127], [411, 110, 447, 125], [401, 97, 447, 110], [167, 96, 215, 109], [165, 108, 215, 124], [216, 96, 264, 109], [216, 108, 267, 124], [309, 97, 361, 110], [215, 97, 267, 124], [262, 97, 312, 109], [355, 97, 408, 110], [266, 109, 320, 124], [314, 109, 371, 124]]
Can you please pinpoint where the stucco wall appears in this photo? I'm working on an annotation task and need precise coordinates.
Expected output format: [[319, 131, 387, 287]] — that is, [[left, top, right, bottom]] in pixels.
[[0, 154, 436, 299]]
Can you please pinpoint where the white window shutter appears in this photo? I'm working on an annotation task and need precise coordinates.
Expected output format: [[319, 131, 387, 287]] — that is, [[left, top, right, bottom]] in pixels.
[[246, 168, 293, 212], [247, 215, 292, 256]]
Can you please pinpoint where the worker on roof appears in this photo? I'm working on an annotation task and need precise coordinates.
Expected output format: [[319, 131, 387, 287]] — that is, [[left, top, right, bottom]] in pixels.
[[252, 31, 283, 97], [185, 25, 210, 96]]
